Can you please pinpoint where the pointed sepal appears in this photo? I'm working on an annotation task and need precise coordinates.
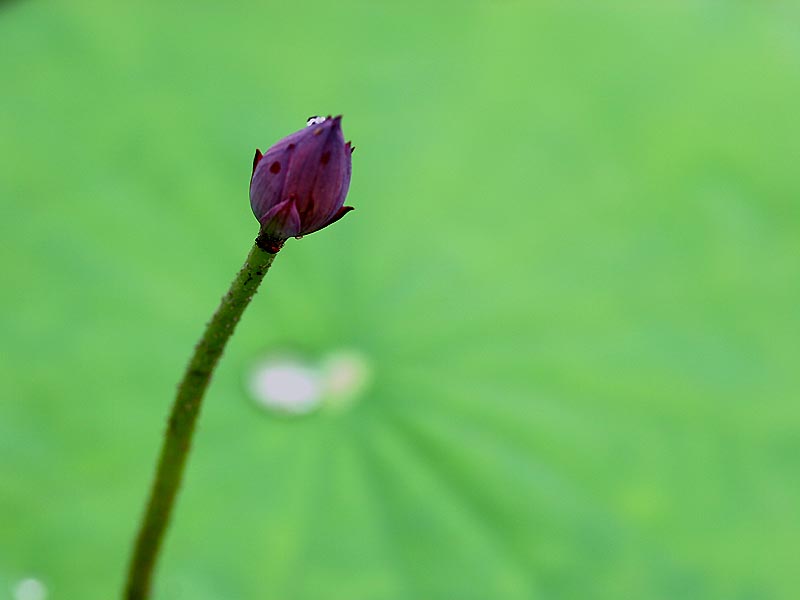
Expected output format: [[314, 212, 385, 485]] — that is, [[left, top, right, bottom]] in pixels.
[[252, 149, 263, 176]]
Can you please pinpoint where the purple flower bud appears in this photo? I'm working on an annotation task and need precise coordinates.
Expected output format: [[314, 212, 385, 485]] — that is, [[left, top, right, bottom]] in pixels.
[[250, 115, 354, 252]]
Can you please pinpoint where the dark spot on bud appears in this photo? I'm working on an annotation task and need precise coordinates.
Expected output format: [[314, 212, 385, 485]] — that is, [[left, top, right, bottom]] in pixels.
[[287, 144, 295, 151], [269, 161, 281, 174], [320, 151, 331, 165]]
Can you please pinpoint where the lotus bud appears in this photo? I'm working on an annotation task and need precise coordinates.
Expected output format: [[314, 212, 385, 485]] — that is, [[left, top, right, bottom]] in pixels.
[[250, 115, 354, 252]]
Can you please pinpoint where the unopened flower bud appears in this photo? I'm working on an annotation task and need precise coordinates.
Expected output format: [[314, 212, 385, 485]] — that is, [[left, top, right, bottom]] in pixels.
[[250, 115, 354, 252]]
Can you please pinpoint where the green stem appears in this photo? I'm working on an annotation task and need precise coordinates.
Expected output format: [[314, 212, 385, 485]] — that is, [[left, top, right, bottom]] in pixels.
[[123, 243, 277, 600]]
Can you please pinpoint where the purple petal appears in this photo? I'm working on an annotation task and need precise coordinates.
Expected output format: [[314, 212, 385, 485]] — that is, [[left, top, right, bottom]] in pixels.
[[259, 197, 302, 239], [301, 206, 354, 236], [304, 121, 351, 233], [284, 116, 346, 229], [250, 145, 292, 223]]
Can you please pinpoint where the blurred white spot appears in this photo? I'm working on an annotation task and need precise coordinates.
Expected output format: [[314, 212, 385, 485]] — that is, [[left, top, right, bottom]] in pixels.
[[306, 115, 327, 126], [322, 350, 372, 410], [248, 350, 372, 416], [248, 356, 322, 415], [13, 578, 47, 600]]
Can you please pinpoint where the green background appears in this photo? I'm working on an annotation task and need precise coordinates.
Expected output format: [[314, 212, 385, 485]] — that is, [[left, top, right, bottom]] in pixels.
[[2, 1, 799, 598]]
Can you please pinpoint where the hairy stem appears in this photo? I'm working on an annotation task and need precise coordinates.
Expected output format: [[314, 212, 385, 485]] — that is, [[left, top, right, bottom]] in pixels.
[[124, 243, 277, 600]]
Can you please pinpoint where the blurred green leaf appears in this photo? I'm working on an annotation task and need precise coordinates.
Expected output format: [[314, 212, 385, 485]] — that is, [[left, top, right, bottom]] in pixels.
[[1, 1, 799, 599]]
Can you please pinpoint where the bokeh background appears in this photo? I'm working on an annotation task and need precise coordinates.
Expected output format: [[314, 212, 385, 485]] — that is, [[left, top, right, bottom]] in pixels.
[[2, 1, 799, 598]]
